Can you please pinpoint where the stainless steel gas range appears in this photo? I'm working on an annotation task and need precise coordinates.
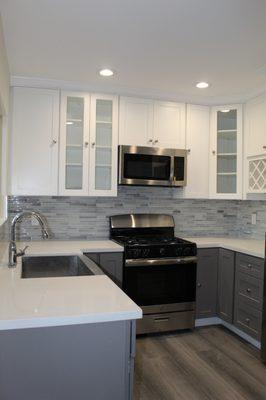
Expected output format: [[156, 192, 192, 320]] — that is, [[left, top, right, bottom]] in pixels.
[[110, 214, 197, 334]]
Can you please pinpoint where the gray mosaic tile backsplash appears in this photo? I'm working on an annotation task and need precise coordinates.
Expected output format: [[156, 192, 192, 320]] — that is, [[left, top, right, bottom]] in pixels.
[[6, 187, 266, 241]]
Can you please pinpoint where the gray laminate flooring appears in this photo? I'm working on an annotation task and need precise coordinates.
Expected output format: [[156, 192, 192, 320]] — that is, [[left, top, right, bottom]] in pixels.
[[134, 326, 266, 400]]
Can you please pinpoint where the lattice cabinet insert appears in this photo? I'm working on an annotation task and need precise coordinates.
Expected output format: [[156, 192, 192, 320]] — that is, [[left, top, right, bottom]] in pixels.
[[248, 156, 266, 193]]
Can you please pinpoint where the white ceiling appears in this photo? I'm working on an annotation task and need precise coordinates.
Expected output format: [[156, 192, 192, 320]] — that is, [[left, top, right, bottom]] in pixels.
[[1, 0, 266, 104]]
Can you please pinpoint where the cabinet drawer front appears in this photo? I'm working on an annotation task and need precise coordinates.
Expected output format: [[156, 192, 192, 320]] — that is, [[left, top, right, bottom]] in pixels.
[[236, 253, 264, 279], [235, 272, 263, 310], [234, 299, 262, 340]]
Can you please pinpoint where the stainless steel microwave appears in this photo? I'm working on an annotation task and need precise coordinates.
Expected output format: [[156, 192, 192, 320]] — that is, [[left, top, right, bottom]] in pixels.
[[118, 145, 187, 187]]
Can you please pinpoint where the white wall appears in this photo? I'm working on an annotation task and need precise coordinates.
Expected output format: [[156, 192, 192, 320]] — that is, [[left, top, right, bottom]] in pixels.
[[0, 13, 9, 115], [0, 13, 9, 225]]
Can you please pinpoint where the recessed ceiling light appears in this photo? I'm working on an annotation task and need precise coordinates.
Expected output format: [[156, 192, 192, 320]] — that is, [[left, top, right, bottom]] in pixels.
[[196, 81, 209, 89], [99, 68, 114, 77], [221, 109, 230, 113]]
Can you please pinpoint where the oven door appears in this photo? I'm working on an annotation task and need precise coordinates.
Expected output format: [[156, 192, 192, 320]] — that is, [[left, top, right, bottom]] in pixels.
[[119, 145, 172, 186], [123, 257, 197, 314]]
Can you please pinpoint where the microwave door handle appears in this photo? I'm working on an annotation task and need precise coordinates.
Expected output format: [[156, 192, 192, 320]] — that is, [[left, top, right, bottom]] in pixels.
[[170, 155, 175, 185]]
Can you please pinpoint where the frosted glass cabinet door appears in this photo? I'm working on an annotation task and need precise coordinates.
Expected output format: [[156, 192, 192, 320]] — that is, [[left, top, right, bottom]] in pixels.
[[59, 92, 90, 195], [209, 105, 243, 199], [89, 95, 118, 196]]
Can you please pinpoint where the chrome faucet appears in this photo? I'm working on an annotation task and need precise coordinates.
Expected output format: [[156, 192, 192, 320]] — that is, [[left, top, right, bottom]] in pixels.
[[8, 211, 50, 267]]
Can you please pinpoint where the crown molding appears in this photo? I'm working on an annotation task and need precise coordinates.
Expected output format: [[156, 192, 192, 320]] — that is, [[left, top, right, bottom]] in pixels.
[[10, 75, 266, 106]]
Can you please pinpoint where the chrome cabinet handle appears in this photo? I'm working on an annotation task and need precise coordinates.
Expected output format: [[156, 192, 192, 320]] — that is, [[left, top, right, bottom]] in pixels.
[[246, 288, 251, 293], [245, 318, 250, 324], [197, 283, 202, 287], [248, 264, 252, 268]]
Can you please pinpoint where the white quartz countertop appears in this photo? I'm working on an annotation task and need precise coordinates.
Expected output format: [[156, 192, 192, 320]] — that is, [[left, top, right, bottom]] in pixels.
[[0, 240, 141, 331], [184, 237, 265, 259]]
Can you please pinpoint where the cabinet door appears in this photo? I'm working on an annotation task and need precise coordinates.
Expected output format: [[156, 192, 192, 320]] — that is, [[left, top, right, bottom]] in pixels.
[[245, 94, 266, 157], [185, 104, 210, 198], [209, 105, 243, 199], [11, 87, 59, 195], [218, 249, 235, 323], [89, 94, 118, 196], [153, 101, 186, 148], [99, 253, 123, 287], [196, 249, 218, 319], [59, 92, 90, 195], [119, 96, 154, 146]]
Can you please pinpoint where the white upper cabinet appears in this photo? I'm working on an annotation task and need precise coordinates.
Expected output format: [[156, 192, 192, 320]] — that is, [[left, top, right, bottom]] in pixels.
[[119, 97, 154, 146], [10, 87, 59, 195], [59, 92, 90, 196], [209, 105, 243, 199], [89, 94, 118, 196], [184, 104, 210, 198], [153, 101, 186, 148], [119, 96, 185, 148], [245, 93, 266, 157], [59, 92, 118, 196]]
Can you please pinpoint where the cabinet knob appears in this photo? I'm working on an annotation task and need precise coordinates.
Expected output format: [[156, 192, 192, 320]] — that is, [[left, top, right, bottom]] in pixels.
[[84, 141, 89, 147], [263, 145, 266, 149], [91, 142, 96, 148], [148, 139, 153, 143], [153, 139, 158, 145], [248, 264, 252, 269], [212, 150, 216, 155], [197, 283, 202, 287], [187, 149, 191, 153], [245, 318, 250, 324], [52, 139, 57, 145], [246, 288, 251, 293]]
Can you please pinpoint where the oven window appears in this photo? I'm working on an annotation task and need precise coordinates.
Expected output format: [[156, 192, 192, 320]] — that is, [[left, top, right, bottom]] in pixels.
[[174, 156, 185, 181], [124, 154, 171, 181], [123, 263, 196, 306]]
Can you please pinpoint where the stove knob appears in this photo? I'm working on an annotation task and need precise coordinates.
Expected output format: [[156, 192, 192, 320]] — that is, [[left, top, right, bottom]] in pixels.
[[143, 248, 150, 257], [184, 247, 192, 256], [176, 248, 183, 256], [159, 248, 166, 256]]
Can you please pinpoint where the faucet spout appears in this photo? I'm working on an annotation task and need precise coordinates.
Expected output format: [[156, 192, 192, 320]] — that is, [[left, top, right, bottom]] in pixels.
[[9, 211, 50, 268]]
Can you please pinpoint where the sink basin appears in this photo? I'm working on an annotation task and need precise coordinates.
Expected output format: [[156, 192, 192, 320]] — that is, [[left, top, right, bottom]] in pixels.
[[21, 255, 94, 279]]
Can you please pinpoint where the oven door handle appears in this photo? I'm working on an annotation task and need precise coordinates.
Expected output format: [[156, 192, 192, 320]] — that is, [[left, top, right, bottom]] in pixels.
[[125, 256, 197, 267]]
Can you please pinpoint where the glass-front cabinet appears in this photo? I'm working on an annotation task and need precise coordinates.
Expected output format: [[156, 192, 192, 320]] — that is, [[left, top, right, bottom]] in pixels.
[[59, 92, 118, 196], [89, 95, 118, 196], [209, 105, 243, 199]]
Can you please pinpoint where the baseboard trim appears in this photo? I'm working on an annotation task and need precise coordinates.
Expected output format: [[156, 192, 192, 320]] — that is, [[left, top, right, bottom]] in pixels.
[[195, 317, 220, 327], [221, 320, 261, 349], [195, 317, 261, 349]]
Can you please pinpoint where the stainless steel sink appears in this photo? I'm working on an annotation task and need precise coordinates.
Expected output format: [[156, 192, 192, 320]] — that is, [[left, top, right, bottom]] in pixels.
[[21, 255, 96, 278]]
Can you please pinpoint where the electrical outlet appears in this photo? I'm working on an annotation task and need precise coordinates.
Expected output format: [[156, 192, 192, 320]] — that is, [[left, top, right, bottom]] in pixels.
[[251, 213, 257, 225], [31, 216, 39, 226]]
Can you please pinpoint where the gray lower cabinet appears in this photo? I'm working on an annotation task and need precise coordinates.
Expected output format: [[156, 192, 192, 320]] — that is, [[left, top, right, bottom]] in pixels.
[[218, 249, 235, 323], [196, 249, 219, 319], [0, 320, 136, 400], [234, 252, 264, 340], [196, 247, 264, 342], [85, 252, 123, 287]]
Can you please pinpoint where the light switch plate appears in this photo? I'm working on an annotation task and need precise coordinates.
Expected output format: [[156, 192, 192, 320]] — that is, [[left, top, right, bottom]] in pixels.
[[251, 213, 257, 225]]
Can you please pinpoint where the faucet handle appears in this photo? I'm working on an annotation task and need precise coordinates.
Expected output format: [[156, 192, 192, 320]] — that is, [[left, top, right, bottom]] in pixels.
[[17, 245, 29, 257]]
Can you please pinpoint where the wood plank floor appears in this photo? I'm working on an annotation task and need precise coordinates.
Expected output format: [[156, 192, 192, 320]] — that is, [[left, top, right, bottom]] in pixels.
[[134, 326, 266, 400]]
